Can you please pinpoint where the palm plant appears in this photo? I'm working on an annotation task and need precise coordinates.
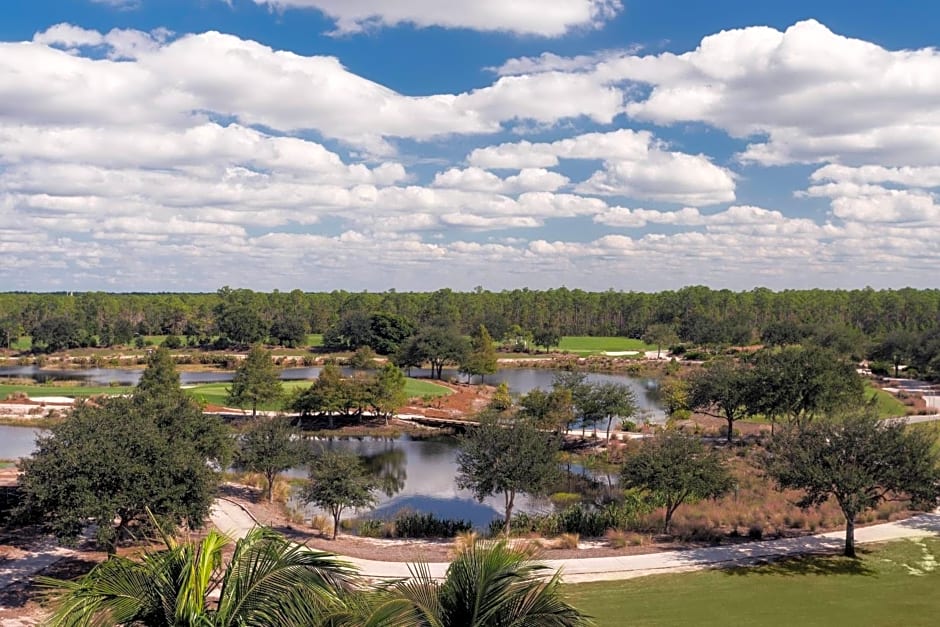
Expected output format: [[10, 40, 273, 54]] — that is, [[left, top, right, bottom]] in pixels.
[[378, 540, 593, 627], [40, 527, 358, 626]]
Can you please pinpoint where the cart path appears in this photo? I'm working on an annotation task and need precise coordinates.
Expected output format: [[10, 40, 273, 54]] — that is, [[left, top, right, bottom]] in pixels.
[[209, 499, 940, 583]]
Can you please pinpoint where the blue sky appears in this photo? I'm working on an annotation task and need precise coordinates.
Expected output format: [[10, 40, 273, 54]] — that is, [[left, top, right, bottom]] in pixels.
[[1, 0, 939, 291]]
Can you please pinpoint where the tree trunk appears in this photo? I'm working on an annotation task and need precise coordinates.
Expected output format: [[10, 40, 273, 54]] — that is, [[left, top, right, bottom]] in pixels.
[[605, 415, 613, 442], [844, 515, 856, 558], [265, 471, 276, 502], [503, 490, 515, 536], [332, 511, 341, 540], [252, 404, 257, 418], [726, 416, 734, 443], [663, 503, 678, 534]]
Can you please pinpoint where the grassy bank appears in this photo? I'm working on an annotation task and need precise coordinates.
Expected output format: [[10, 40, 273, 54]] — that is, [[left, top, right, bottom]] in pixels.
[[866, 384, 908, 418], [185, 377, 451, 409], [558, 336, 655, 355], [566, 537, 940, 626]]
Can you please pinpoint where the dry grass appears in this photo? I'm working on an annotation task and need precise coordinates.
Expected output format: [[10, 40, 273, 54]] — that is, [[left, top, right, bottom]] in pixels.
[[451, 530, 479, 556], [604, 529, 647, 549], [636, 449, 914, 541]]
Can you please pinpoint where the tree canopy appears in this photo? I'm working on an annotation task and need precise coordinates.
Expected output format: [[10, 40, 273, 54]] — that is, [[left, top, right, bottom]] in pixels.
[[688, 359, 751, 442], [227, 344, 283, 417], [235, 417, 306, 502], [621, 431, 732, 533], [456, 414, 561, 535], [18, 347, 231, 551], [303, 451, 377, 540], [765, 413, 940, 557]]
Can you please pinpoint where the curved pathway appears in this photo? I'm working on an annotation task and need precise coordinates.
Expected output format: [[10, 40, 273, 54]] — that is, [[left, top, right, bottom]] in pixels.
[[209, 499, 940, 583]]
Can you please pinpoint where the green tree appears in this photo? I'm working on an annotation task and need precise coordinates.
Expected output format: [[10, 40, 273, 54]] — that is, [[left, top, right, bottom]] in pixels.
[[532, 327, 561, 352], [215, 286, 268, 346], [765, 413, 940, 557], [460, 324, 498, 383], [18, 348, 230, 551], [688, 359, 751, 442], [456, 414, 561, 535], [41, 527, 357, 626], [235, 417, 305, 503], [585, 382, 638, 442], [748, 346, 865, 431], [371, 363, 408, 425], [227, 345, 283, 418], [387, 540, 591, 626], [519, 387, 574, 433], [870, 330, 918, 378], [414, 323, 469, 380], [621, 431, 732, 534], [642, 323, 679, 358], [303, 451, 378, 539], [393, 336, 425, 376], [31, 315, 83, 353]]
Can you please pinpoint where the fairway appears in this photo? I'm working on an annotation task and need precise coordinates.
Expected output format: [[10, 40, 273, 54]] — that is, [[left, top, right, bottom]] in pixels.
[[558, 336, 655, 355], [185, 377, 450, 409], [565, 538, 940, 626]]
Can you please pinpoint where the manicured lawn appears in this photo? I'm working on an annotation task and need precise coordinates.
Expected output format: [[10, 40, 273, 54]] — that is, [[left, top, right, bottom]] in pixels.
[[557, 336, 655, 355], [866, 384, 908, 418], [566, 538, 940, 626], [0, 383, 133, 398], [186, 377, 450, 409], [403, 378, 452, 399], [306, 334, 324, 347]]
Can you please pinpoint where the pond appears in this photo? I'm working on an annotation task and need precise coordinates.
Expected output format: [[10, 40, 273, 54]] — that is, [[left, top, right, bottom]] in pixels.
[[0, 365, 664, 420], [0, 426, 615, 530], [285, 435, 552, 529]]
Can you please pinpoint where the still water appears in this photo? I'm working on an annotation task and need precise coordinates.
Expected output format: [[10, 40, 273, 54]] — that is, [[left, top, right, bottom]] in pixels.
[[0, 427, 554, 529], [0, 365, 664, 419]]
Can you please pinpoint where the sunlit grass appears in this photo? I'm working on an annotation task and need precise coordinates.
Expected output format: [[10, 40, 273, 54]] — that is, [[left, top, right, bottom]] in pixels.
[[566, 537, 940, 626], [557, 336, 655, 355]]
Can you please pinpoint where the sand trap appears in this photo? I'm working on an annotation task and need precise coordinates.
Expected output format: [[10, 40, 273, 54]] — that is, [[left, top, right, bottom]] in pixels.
[[602, 351, 639, 356]]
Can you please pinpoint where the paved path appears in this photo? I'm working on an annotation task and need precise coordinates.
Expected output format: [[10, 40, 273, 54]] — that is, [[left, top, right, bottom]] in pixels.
[[0, 539, 77, 591], [209, 499, 940, 583]]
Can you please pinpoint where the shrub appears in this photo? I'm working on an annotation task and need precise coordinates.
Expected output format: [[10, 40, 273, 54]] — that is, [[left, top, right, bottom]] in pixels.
[[357, 519, 389, 538], [620, 419, 638, 432], [494, 498, 651, 538], [747, 524, 764, 540], [869, 361, 891, 376], [557, 533, 580, 549], [393, 511, 472, 538], [163, 335, 182, 349]]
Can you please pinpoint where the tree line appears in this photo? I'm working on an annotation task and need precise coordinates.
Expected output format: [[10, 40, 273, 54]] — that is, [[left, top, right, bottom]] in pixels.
[[2, 285, 940, 352]]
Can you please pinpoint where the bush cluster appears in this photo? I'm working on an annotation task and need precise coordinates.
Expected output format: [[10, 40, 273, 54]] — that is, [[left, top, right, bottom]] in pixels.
[[490, 500, 650, 538], [356, 511, 472, 539]]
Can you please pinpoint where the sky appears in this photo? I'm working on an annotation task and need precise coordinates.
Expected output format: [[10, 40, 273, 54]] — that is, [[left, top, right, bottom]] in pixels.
[[1, 1, 939, 293]]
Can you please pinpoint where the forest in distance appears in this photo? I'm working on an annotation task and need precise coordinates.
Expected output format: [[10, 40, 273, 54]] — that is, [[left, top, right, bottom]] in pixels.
[[1, 286, 939, 378]]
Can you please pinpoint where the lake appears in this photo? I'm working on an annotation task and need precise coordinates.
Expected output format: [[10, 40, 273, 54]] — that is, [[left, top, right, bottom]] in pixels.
[[0, 365, 664, 420]]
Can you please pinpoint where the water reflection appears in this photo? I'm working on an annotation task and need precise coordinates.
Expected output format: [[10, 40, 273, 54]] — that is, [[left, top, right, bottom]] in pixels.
[[0, 365, 664, 418]]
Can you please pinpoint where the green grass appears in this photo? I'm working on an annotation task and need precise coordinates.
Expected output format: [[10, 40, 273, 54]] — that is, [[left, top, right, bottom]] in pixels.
[[186, 377, 450, 409], [0, 383, 133, 398], [566, 538, 940, 626], [306, 334, 324, 347], [866, 384, 908, 419], [557, 336, 655, 355], [403, 378, 452, 399]]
